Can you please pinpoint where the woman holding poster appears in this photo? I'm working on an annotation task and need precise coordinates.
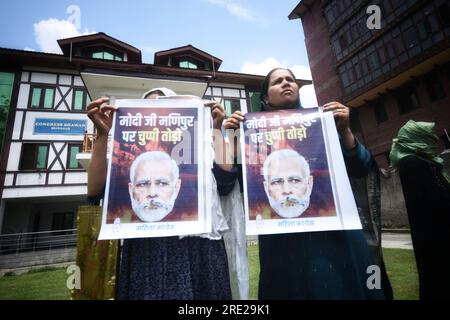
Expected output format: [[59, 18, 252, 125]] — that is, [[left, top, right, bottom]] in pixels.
[[215, 68, 391, 299], [86, 88, 232, 300]]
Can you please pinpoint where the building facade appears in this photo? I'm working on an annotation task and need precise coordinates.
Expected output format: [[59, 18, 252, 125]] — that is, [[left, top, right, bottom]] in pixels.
[[0, 33, 311, 241], [289, 0, 450, 226]]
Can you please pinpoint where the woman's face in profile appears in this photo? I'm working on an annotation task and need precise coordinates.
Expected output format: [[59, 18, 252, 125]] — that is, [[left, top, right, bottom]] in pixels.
[[266, 69, 299, 109]]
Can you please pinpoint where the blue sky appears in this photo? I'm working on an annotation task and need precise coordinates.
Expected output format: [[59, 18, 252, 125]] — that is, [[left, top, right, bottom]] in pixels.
[[0, 0, 318, 106]]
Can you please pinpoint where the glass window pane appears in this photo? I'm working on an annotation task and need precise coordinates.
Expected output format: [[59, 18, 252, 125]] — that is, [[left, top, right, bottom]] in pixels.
[[249, 92, 261, 112], [188, 62, 198, 69], [74, 90, 84, 110], [114, 55, 122, 61], [92, 52, 103, 59], [20, 144, 35, 170], [103, 52, 114, 60], [36, 145, 48, 169], [0, 72, 14, 107], [179, 61, 189, 68], [0, 72, 15, 154], [69, 145, 79, 168], [31, 88, 41, 108], [44, 88, 54, 109], [86, 94, 91, 105], [224, 100, 232, 116]]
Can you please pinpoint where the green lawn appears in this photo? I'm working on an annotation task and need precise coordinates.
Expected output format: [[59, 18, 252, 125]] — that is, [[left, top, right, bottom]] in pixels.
[[0, 267, 71, 300], [0, 246, 418, 300]]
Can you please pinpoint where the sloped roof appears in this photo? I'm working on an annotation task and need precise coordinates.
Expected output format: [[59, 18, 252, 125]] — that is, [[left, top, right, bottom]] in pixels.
[[154, 44, 222, 70]]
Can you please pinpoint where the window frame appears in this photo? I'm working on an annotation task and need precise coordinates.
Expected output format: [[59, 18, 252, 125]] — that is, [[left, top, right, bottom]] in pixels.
[[396, 85, 421, 114], [28, 85, 55, 110], [67, 143, 83, 169], [19, 143, 50, 170], [72, 88, 91, 111]]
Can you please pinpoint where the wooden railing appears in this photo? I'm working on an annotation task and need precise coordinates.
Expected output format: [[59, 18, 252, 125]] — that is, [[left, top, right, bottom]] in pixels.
[[82, 133, 96, 153]]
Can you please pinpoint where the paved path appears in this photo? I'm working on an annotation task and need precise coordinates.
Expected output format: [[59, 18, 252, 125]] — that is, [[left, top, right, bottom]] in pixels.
[[382, 232, 413, 250]]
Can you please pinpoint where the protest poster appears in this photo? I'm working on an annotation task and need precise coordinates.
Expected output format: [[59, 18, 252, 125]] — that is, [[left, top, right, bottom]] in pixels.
[[98, 97, 211, 240], [241, 108, 362, 235]]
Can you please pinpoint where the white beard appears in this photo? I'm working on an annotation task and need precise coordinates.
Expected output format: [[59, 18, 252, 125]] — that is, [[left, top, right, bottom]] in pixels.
[[131, 193, 177, 222], [268, 195, 310, 218]]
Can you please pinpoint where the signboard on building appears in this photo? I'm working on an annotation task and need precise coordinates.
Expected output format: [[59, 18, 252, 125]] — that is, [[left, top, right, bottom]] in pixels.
[[33, 118, 86, 135]]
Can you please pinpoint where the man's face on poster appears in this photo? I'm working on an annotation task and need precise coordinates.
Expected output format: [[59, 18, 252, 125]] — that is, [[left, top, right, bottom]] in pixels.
[[264, 154, 313, 218], [128, 158, 181, 222]]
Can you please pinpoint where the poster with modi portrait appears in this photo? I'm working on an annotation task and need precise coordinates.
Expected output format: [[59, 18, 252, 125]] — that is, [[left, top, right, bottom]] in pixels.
[[98, 97, 212, 240], [240, 107, 363, 236]]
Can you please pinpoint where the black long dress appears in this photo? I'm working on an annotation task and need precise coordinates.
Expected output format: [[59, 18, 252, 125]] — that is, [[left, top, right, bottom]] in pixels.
[[398, 155, 450, 300], [116, 236, 231, 300]]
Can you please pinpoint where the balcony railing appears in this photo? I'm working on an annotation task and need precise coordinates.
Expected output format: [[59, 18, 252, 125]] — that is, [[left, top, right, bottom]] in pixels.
[[83, 133, 96, 153], [0, 229, 77, 255]]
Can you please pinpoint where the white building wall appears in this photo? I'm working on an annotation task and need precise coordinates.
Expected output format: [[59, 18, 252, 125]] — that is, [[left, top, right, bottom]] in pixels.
[[48, 173, 63, 184], [2, 186, 87, 199], [4, 174, 14, 186], [6, 143, 21, 171], [12, 111, 23, 139], [64, 172, 87, 184], [16, 173, 46, 186], [3, 69, 90, 202], [16, 84, 30, 109], [59, 75, 72, 86], [30, 72, 57, 84], [74, 76, 83, 86]]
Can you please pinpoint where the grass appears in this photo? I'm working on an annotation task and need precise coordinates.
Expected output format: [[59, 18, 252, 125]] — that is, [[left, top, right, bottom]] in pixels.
[[0, 246, 418, 300], [0, 268, 71, 300], [382, 248, 419, 300]]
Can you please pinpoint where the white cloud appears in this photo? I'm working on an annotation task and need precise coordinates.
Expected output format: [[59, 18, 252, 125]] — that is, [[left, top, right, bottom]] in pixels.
[[300, 85, 318, 107], [33, 18, 94, 54], [290, 65, 312, 81], [23, 47, 36, 52], [241, 57, 318, 107], [202, 0, 262, 21]]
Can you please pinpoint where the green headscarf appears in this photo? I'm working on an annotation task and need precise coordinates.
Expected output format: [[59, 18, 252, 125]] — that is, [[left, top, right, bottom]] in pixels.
[[389, 120, 450, 184]]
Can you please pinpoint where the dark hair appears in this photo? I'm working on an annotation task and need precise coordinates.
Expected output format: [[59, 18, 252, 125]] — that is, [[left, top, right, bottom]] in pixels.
[[260, 68, 300, 110]]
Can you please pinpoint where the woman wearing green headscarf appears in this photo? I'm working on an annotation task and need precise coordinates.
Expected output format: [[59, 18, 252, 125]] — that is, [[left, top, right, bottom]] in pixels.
[[390, 120, 450, 300]]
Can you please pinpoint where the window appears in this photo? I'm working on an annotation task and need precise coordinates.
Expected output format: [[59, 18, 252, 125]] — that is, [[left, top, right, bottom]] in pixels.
[[92, 50, 123, 61], [425, 76, 446, 102], [179, 60, 198, 69], [403, 27, 418, 49], [67, 144, 82, 169], [29, 86, 54, 109], [20, 143, 49, 170], [72, 89, 91, 111], [371, 99, 388, 123], [0, 72, 15, 154], [223, 99, 240, 117], [249, 92, 261, 112], [52, 212, 74, 234], [396, 85, 420, 114], [349, 108, 361, 134]]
